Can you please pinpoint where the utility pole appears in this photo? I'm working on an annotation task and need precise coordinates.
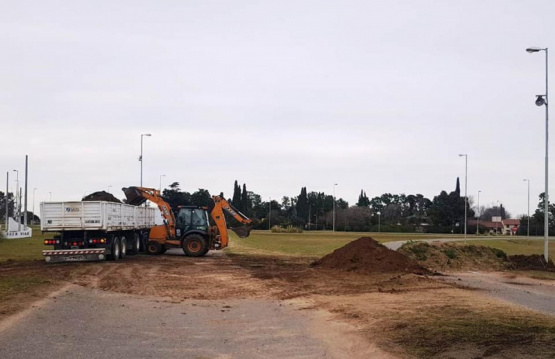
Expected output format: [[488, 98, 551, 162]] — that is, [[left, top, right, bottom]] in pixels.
[[5, 172, 8, 232], [268, 197, 271, 230], [24, 155, 28, 226], [333, 183, 338, 232], [476, 190, 481, 235], [526, 46, 549, 260], [33, 188, 37, 225], [524, 179, 530, 237], [459, 154, 468, 242], [140, 133, 152, 187]]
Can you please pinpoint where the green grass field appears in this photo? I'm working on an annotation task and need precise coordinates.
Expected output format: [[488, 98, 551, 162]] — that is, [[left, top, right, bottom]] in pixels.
[[3, 228, 555, 263], [0, 226, 51, 262], [230, 231, 471, 258], [466, 239, 555, 258]]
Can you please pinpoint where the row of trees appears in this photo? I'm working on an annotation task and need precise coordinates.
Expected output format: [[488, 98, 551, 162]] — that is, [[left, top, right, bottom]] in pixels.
[[159, 177, 492, 233]]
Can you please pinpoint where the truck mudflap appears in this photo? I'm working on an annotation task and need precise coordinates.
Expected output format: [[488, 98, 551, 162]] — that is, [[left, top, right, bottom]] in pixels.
[[42, 249, 106, 263]]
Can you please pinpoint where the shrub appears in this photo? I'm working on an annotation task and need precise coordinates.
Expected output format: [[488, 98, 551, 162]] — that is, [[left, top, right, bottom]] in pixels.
[[443, 248, 457, 259], [271, 225, 303, 233]]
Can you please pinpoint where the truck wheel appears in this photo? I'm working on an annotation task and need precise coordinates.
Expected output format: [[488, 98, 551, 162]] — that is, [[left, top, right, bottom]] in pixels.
[[140, 232, 149, 252], [108, 238, 120, 261], [130, 233, 141, 255], [182, 234, 208, 257], [146, 241, 163, 255], [120, 237, 127, 259]]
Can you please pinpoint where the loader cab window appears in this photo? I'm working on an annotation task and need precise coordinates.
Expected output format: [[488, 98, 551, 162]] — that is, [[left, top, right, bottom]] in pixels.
[[177, 208, 209, 232], [177, 209, 192, 228]]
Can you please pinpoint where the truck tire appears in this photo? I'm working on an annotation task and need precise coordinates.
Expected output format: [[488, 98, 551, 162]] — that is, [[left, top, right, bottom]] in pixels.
[[130, 233, 141, 255], [108, 238, 120, 261], [140, 232, 149, 252], [120, 237, 127, 259], [182, 234, 208, 257], [146, 241, 163, 255]]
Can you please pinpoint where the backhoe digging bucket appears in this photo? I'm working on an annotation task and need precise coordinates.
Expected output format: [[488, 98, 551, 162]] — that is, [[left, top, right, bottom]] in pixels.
[[122, 187, 147, 206], [231, 226, 252, 239]]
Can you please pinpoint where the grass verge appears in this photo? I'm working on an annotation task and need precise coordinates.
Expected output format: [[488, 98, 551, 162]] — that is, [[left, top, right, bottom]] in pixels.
[[388, 301, 555, 358]]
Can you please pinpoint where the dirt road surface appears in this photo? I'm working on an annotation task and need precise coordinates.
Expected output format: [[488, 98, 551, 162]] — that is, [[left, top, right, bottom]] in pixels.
[[441, 271, 555, 316], [0, 250, 395, 359], [0, 285, 333, 358]]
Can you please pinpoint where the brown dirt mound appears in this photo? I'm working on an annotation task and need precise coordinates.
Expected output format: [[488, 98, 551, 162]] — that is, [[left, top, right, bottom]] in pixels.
[[399, 242, 508, 272], [509, 255, 555, 271], [82, 191, 121, 203], [311, 237, 429, 274]]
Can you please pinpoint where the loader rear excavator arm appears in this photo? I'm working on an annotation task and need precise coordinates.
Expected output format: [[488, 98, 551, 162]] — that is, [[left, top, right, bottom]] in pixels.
[[122, 186, 176, 238], [210, 196, 252, 249]]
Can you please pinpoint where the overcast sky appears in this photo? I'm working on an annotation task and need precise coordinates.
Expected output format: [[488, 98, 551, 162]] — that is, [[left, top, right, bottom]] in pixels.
[[0, 0, 553, 217]]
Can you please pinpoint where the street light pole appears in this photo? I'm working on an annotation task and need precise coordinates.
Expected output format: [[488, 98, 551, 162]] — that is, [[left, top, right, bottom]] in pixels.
[[268, 197, 271, 231], [49, 192, 52, 201], [140, 133, 152, 187], [477, 190, 481, 235], [32, 187, 37, 225], [526, 46, 549, 260], [107, 185, 112, 194], [459, 154, 468, 242], [524, 179, 530, 237], [12, 170, 19, 229], [159, 174, 165, 192], [333, 183, 338, 232]]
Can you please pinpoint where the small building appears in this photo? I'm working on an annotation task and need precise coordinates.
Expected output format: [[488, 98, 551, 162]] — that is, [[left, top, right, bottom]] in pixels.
[[468, 218, 520, 235]]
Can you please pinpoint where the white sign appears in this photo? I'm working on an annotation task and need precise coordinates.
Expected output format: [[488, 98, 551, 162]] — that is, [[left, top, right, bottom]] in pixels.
[[1, 217, 33, 239], [492, 216, 502, 223]]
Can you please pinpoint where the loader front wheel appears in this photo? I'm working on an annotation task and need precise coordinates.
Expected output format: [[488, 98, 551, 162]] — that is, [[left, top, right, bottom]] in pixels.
[[182, 234, 208, 257], [146, 241, 163, 255]]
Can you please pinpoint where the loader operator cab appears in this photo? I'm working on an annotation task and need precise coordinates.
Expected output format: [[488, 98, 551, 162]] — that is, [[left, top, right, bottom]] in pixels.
[[176, 206, 210, 238]]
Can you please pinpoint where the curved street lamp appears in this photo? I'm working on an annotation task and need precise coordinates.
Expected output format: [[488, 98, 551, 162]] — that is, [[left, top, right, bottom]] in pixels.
[[526, 46, 549, 260]]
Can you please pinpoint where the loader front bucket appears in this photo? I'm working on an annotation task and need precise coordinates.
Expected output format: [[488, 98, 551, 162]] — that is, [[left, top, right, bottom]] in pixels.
[[231, 225, 252, 239], [122, 187, 147, 206]]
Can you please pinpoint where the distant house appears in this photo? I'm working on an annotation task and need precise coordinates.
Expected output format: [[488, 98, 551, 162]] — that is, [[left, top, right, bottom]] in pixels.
[[468, 218, 520, 235]]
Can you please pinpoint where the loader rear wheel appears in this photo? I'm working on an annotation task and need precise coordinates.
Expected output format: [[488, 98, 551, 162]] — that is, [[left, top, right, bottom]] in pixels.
[[182, 234, 208, 257], [146, 241, 163, 255]]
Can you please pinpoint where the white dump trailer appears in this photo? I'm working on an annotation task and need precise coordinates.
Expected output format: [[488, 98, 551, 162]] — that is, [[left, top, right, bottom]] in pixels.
[[41, 201, 155, 263]]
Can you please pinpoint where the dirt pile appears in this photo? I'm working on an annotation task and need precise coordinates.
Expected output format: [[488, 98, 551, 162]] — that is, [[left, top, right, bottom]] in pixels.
[[311, 237, 428, 274], [82, 191, 121, 203], [509, 255, 555, 271], [399, 242, 508, 272]]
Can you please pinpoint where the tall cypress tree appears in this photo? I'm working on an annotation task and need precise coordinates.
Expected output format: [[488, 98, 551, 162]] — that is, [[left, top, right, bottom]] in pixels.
[[357, 190, 370, 207], [296, 187, 309, 221], [232, 180, 241, 209], [241, 183, 250, 215]]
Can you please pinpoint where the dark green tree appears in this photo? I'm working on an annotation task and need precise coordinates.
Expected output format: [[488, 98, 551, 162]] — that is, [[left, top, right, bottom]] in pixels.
[[190, 189, 212, 207], [241, 184, 250, 215], [231, 180, 241, 210], [162, 182, 192, 210], [356, 190, 370, 207], [296, 187, 309, 221]]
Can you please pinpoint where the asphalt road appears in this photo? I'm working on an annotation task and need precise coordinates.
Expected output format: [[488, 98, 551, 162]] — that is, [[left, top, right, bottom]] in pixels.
[[0, 286, 330, 359], [384, 237, 555, 316], [441, 272, 555, 316]]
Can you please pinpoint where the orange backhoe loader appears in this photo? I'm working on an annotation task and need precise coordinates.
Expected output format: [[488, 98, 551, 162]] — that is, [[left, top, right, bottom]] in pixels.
[[122, 187, 252, 257]]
